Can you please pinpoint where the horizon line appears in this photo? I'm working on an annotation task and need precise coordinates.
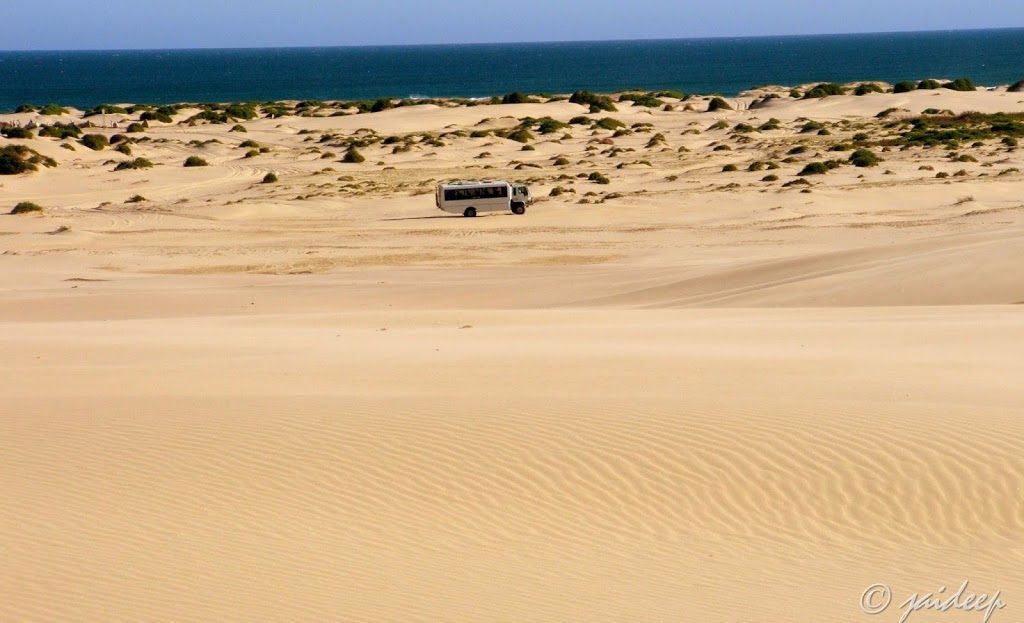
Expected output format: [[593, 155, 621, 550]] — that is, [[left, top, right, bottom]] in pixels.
[[2, 25, 1022, 54]]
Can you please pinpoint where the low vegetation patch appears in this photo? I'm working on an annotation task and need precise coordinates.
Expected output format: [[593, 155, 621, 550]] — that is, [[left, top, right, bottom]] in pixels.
[[343, 146, 365, 163], [799, 162, 830, 175], [262, 172, 278, 183], [9, 201, 43, 214], [569, 90, 617, 112], [113, 158, 154, 171], [943, 77, 977, 92], [80, 134, 109, 151], [893, 81, 917, 93], [803, 83, 846, 99], [1, 126, 33, 139], [0, 145, 57, 174], [184, 156, 209, 167], [849, 148, 881, 167], [854, 83, 884, 96], [38, 122, 82, 139], [707, 97, 732, 112]]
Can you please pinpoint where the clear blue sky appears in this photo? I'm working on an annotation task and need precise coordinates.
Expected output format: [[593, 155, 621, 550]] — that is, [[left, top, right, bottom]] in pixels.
[[5, 0, 1024, 50]]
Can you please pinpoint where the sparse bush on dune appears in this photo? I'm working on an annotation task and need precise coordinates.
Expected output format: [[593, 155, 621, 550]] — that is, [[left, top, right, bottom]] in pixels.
[[588, 171, 610, 184], [125, 195, 147, 203], [370, 98, 395, 112], [1, 126, 33, 139], [918, 79, 942, 90], [569, 90, 617, 112], [262, 172, 278, 183], [230, 124, 247, 133], [707, 97, 732, 111], [113, 158, 153, 171], [758, 118, 781, 131], [618, 92, 664, 107], [126, 123, 145, 133], [943, 77, 977, 92], [893, 81, 917, 93], [593, 117, 625, 131], [506, 128, 534, 143], [799, 162, 830, 175], [722, 164, 738, 172], [39, 103, 69, 115], [343, 146, 365, 163], [115, 144, 132, 156], [854, 83, 884, 96], [803, 83, 846, 99], [9, 201, 43, 214], [83, 104, 128, 117], [238, 139, 260, 149], [80, 134, 109, 151], [849, 148, 881, 167], [184, 156, 209, 167], [14, 103, 37, 113], [38, 122, 82, 139], [0, 145, 57, 174], [1009, 80, 1024, 93], [224, 103, 258, 120], [501, 92, 538, 105]]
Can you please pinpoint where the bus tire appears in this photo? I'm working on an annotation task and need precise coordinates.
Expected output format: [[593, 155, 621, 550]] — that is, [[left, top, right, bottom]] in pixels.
[[511, 203, 525, 215], [463, 207, 477, 218]]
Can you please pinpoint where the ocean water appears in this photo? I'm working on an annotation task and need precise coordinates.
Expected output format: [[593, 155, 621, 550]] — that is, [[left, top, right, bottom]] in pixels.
[[1, 29, 1023, 112]]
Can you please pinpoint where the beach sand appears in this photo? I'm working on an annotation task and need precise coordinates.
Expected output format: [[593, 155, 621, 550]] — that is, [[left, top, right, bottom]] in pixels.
[[2, 86, 1023, 622]]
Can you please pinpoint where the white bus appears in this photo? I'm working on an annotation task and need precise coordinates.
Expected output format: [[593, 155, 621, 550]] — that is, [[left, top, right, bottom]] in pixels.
[[435, 180, 533, 217]]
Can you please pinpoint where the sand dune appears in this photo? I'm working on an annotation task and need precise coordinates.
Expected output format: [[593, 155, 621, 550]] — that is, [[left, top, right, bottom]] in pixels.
[[2, 88, 1023, 622]]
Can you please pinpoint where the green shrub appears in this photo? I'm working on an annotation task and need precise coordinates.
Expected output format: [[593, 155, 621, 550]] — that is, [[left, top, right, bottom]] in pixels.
[[733, 123, 756, 133], [788, 145, 808, 155], [893, 81, 917, 93], [849, 149, 880, 167], [943, 77, 977, 91], [799, 162, 830, 175], [588, 171, 610, 184], [366, 98, 394, 113], [343, 146, 365, 163], [618, 92, 664, 107], [262, 172, 278, 183], [1003, 137, 1018, 147], [782, 177, 812, 187], [708, 120, 728, 131], [224, 103, 257, 120], [83, 104, 128, 117], [656, 90, 686, 99], [801, 121, 825, 133], [790, 89, 802, 98], [1009, 80, 1024, 93], [918, 79, 942, 90], [184, 156, 209, 167], [238, 139, 260, 149], [593, 117, 625, 131], [1, 127, 33, 139], [707, 97, 732, 111], [10, 201, 43, 214], [568, 116, 591, 125], [113, 158, 153, 171], [14, 103, 37, 113], [501, 92, 536, 104], [115, 143, 132, 156], [39, 103, 69, 115], [803, 83, 846, 99], [126, 123, 145, 133], [140, 110, 174, 123], [569, 90, 617, 112], [243, 149, 260, 158], [854, 83, 884, 96], [506, 128, 534, 143], [80, 134, 109, 151], [38, 123, 82, 139], [762, 174, 779, 182], [722, 164, 738, 172], [535, 117, 569, 134], [759, 118, 781, 131], [125, 195, 147, 203], [230, 124, 247, 133], [876, 107, 901, 119], [553, 156, 570, 166]]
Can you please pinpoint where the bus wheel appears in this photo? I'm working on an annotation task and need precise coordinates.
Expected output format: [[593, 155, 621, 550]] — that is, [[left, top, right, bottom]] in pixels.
[[463, 207, 477, 217], [511, 203, 525, 215]]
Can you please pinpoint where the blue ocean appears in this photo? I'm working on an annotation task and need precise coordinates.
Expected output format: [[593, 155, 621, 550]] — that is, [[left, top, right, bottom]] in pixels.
[[1, 28, 1022, 112]]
